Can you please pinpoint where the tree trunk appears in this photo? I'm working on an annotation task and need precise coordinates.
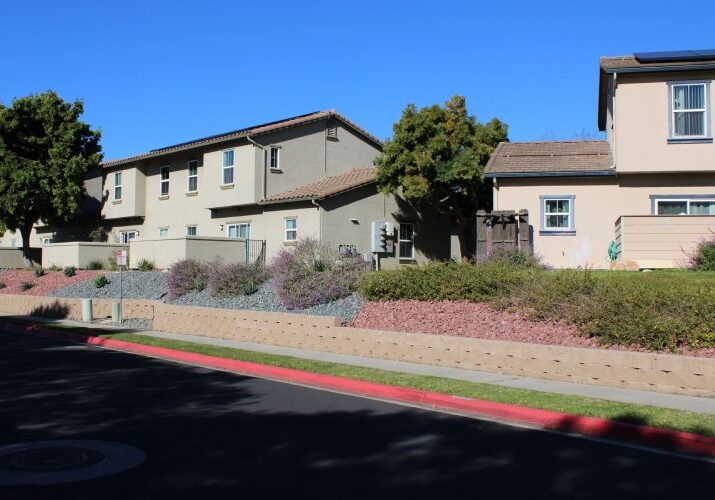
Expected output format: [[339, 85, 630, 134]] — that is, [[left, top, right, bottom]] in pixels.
[[20, 223, 34, 268], [457, 220, 470, 261]]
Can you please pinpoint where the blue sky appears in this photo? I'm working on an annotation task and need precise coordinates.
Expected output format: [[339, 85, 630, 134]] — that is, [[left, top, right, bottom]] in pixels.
[[2, 1, 714, 160]]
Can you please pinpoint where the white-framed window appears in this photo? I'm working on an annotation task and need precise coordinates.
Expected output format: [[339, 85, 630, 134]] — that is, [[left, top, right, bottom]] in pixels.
[[186, 225, 197, 236], [187, 160, 198, 192], [159, 227, 169, 238], [540, 196, 575, 233], [41, 237, 55, 245], [269, 146, 281, 170], [222, 149, 234, 185], [398, 223, 415, 259], [284, 218, 297, 241], [654, 197, 715, 215], [119, 231, 138, 244], [670, 82, 709, 139], [113, 172, 122, 200], [160, 166, 170, 196], [10, 239, 16, 248], [227, 223, 251, 239]]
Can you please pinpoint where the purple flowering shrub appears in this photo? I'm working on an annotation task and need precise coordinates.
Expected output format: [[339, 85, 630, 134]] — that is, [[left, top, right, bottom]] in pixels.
[[207, 262, 267, 297], [166, 259, 210, 299], [270, 238, 369, 309]]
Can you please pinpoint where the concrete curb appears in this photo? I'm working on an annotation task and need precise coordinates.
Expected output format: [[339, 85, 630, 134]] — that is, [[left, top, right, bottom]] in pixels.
[[3, 321, 715, 458]]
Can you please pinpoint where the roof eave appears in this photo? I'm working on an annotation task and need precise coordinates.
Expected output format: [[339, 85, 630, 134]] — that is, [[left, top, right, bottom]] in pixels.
[[485, 170, 617, 179]]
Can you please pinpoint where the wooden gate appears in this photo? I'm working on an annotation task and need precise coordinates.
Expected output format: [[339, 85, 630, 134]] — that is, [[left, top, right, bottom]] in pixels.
[[476, 210, 531, 258]]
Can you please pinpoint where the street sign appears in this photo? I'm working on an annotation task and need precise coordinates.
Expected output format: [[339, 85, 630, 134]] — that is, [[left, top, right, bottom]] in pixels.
[[116, 250, 128, 266]]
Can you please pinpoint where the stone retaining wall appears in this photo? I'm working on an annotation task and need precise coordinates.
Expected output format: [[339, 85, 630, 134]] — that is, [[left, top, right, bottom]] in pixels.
[[0, 293, 713, 398]]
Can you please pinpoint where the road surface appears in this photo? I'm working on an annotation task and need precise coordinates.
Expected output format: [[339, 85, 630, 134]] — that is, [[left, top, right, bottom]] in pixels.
[[0, 330, 712, 499]]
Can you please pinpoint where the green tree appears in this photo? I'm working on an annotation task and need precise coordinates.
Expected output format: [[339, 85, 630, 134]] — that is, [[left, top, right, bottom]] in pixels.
[[375, 96, 508, 259], [0, 91, 102, 265]]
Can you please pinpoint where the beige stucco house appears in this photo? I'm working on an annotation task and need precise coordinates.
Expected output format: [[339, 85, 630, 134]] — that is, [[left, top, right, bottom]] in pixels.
[[29, 110, 451, 269], [486, 50, 715, 269]]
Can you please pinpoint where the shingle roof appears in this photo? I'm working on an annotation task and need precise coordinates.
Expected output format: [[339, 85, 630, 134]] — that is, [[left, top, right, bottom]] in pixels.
[[102, 110, 382, 168], [262, 167, 377, 203], [484, 141, 614, 177]]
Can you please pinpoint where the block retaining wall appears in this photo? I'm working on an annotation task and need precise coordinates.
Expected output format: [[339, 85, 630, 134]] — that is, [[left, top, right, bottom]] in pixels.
[[0, 294, 713, 398]]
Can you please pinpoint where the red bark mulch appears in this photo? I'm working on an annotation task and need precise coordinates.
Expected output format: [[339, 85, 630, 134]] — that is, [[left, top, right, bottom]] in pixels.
[[0, 270, 104, 296]]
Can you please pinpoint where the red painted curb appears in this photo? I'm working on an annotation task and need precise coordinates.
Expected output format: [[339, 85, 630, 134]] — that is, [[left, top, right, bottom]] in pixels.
[[3, 321, 715, 458]]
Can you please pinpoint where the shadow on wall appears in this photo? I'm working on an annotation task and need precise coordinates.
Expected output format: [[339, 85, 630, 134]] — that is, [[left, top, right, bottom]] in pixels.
[[29, 301, 70, 319], [393, 195, 453, 261]]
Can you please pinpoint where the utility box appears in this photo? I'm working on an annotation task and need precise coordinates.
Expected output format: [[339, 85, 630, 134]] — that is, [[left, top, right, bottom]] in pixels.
[[370, 221, 394, 253]]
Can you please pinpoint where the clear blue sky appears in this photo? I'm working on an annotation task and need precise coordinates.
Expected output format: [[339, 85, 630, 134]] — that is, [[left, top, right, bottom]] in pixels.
[[2, 1, 714, 160]]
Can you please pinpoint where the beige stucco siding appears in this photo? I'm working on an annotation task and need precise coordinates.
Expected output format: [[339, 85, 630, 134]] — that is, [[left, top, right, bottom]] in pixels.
[[494, 173, 715, 268], [615, 71, 715, 173]]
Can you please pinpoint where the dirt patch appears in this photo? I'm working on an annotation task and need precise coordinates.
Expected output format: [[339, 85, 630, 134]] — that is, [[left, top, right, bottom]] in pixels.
[[350, 300, 715, 358], [0, 270, 104, 296]]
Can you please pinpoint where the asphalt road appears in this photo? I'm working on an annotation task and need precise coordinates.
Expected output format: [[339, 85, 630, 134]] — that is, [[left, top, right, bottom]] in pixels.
[[0, 330, 713, 499]]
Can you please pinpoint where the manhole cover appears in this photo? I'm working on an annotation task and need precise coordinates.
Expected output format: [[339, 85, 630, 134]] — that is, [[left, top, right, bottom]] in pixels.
[[0, 440, 145, 485]]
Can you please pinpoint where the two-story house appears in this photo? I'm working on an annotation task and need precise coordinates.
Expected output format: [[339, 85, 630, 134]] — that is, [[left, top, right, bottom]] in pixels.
[[485, 50, 715, 269], [61, 110, 451, 269]]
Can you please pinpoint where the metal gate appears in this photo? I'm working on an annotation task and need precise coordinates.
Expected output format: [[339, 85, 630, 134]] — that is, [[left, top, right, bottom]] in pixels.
[[245, 239, 266, 266]]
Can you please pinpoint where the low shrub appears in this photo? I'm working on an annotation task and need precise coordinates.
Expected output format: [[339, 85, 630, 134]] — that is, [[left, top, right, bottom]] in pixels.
[[271, 238, 369, 309], [166, 259, 210, 299], [93, 275, 109, 288], [48, 264, 63, 272], [208, 262, 267, 298], [0, 281, 6, 289], [87, 260, 104, 270], [476, 246, 545, 270], [19, 281, 34, 291], [358, 261, 532, 302], [136, 259, 156, 271], [688, 235, 715, 271], [63, 266, 77, 278], [33, 265, 45, 277]]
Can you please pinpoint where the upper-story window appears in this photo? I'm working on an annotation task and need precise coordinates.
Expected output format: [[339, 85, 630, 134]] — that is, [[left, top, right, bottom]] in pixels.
[[269, 146, 281, 170], [670, 82, 710, 139], [113, 172, 122, 200], [540, 195, 575, 234], [222, 150, 234, 185], [187, 160, 198, 193], [160, 166, 170, 196]]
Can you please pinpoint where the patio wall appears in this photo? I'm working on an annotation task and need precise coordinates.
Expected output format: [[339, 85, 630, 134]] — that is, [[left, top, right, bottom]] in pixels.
[[616, 215, 715, 268], [0, 248, 41, 268], [129, 237, 248, 269], [42, 242, 129, 269]]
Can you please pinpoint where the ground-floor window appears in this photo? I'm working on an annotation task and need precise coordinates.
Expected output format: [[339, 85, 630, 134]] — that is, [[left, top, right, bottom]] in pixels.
[[119, 231, 138, 244], [186, 225, 197, 236], [284, 218, 297, 241], [159, 228, 169, 238], [398, 223, 415, 259], [227, 223, 251, 239], [539, 195, 575, 234], [41, 237, 55, 245], [654, 197, 715, 215]]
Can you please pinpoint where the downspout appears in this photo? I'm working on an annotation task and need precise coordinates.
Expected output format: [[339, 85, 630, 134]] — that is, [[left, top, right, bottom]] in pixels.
[[246, 135, 266, 200], [610, 72, 618, 171], [311, 198, 323, 242]]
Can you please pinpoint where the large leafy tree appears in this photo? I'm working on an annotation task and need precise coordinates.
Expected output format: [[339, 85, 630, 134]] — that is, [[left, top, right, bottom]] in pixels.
[[375, 96, 508, 258], [0, 91, 102, 265]]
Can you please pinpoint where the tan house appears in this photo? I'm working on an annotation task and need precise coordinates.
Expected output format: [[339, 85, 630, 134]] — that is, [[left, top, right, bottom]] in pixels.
[[31, 110, 451, 269], [486, 50, 715, 269]]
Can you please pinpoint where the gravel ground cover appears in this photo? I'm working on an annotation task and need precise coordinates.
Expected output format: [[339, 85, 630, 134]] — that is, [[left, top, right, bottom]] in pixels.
[[349, 300, 715, 358], [0, 270, 104, 296], [170, 280, 364, 323], [49, 271, 168, 300]]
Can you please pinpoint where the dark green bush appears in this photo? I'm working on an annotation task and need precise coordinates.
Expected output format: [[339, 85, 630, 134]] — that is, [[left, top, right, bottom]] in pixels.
[[93, 275, 109, 288], [0, 281, 6, 289], [87, 260, 104, 270], [33, 264, 45, 277], [48, 264, 62, 272], [63, 266, 77, 277], [689, 236, 715, 271], [136, 259, 156, 271], [358, 261, 532, 302], [19, 281, 34, 291]]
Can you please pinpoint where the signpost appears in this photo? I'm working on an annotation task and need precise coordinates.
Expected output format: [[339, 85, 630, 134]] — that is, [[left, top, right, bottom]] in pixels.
[[115, 250, 128, 324]]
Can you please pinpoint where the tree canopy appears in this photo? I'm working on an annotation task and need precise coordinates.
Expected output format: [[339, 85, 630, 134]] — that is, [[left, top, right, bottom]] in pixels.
[[0, 91, 102, 264], [375, 95, 508, 258]]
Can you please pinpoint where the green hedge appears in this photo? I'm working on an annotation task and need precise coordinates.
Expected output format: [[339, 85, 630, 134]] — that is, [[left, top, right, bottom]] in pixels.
[[357, 263, 715, 351]]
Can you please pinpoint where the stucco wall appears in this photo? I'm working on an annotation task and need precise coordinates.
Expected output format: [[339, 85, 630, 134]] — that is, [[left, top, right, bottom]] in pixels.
[[615, 70, 715, 174], [42, 242, 129, 269], [494, 173, 715, 268], [319, 186, 452, 269], [129, 236, 249, 269], [0, 248, 41, 268]]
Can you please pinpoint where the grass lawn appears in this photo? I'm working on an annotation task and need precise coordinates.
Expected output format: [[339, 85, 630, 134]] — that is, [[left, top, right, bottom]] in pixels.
[[94, 331, 715, 437]]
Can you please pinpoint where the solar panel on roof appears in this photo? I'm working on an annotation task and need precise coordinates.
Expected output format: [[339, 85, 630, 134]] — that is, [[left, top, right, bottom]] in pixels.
[[634, 49, 715, 63]]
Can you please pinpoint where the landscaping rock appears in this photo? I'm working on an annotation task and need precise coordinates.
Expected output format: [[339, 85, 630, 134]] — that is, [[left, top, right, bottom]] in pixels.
[[50, 271, 168, 300], [0, 270, 105, 296]]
